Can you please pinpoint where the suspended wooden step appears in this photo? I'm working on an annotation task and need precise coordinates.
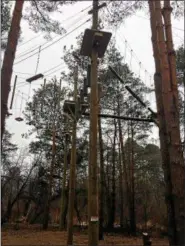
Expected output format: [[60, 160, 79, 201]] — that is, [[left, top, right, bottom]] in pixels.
[[15, 117, 23, 122], [26, 73, 44, 83]]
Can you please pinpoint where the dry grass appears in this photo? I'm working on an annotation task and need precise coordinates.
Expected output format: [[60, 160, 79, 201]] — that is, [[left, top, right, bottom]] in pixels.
[[2, 224, 169, 246]]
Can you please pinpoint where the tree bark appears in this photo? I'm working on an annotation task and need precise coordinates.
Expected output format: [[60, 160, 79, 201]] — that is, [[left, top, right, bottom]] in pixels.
[[129, 122, 136, 236], [162, 1, 185, 245], [59, 142, 68, 231], [118, 142, 124, 228], [67, 66, 78, 245], [1, 0, 24, 140], [107, 119, 117, 229], [118, 118, 129, 231], [43, 126, 56, 230], [148, 1, 185, 245]]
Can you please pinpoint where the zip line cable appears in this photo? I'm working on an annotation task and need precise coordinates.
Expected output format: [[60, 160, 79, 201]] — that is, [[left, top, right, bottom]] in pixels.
[[60, 4, 91, 23], [17, 34, 42, 48], [13, 71, 34, 75], [14, 18, 91, 66], [134, 14, 184, 32], [42, 63, 66, 75], [44, 65, 67, 77]]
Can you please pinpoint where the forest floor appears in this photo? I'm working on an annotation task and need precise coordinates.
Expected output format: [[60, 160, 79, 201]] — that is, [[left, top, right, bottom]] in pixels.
[[2, 224, 169, 246]]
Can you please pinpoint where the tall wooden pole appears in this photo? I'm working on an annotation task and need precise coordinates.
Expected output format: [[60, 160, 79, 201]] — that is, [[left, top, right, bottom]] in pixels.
[[66, 65, 78, 246], [98, 103, 104, 240], [88, 0, 99, 245], [1, 0, 24, 139], [59, 133, 68, 231]]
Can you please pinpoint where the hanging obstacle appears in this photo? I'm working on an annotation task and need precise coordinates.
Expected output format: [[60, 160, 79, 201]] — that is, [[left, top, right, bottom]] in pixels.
[[15, 93, 24, 122], [26, 73, 44, 83]]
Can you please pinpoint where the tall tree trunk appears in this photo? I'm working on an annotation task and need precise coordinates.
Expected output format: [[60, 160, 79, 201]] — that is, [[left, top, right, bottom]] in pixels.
[[107, 119, 117, 229], [98, 114, 105, 240], [105, 146, 111, 228], [74, 193, 81, 225], [162, 1, 185, 245], [67, 66, 78, 245], [118, 119, 129, 230], [118, 142, 124, 228], [148, 1, 185, 245], [1, 0, 24, 140], [59, 142, 68, 231], [117, 96, 126, 229], [129, 122, 136, 236], [43, 126, 56, 230]]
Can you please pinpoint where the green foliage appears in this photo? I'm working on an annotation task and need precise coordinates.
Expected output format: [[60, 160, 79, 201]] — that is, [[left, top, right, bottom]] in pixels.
[[176, 45, 184, 86], [1, 130, 18, 171], [1, 0, 12, 49], [23, 0, 74, 39], [104, 1, 184, 28], [176, 45, 185, 141], [23, 80, 68, 167]]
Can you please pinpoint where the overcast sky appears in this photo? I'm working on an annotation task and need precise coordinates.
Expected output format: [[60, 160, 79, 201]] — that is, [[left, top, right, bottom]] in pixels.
[[6, 1, 184, 149]]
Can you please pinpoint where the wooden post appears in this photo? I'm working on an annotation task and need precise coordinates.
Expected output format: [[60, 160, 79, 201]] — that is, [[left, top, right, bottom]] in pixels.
[[88, 1, 99, 245], [98, 110, 105, 240], [59, 133, 68, 230], [66, 65, 78, 246]]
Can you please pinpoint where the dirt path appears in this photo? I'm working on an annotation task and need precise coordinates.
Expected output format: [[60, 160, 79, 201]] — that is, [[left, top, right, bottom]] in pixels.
[[2, 224, 169, 245]]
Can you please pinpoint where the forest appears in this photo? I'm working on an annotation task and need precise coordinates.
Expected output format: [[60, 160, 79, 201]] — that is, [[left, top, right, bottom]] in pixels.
[[1, 1, 185, 246]]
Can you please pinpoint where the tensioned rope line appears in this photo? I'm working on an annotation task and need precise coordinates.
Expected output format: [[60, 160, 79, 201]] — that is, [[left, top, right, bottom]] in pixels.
[[17, 34, 42, 48], [134, 14, 184, 32], [44, 65, 67, 77], [14, 18, 91, 66], [42, 63, 66, 75], [12, 71, 34, 76]]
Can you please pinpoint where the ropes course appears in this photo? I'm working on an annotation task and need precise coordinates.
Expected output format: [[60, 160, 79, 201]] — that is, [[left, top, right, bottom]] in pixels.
[[3, 2, 184, 245]]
